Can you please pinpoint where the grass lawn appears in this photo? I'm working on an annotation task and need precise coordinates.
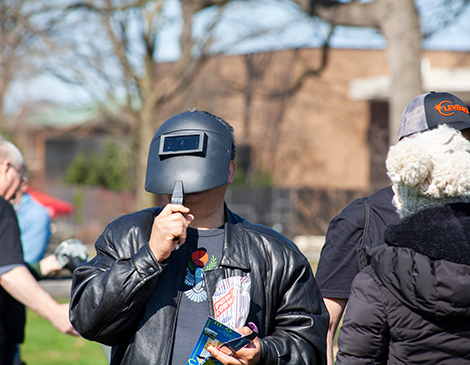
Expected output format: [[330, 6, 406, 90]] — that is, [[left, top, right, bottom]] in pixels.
[[20, 299, 109, 365]]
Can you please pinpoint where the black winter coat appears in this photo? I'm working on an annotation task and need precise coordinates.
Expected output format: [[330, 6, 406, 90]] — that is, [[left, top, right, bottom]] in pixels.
[[336, 203, 470, 365], [70, 206, 329, 365]]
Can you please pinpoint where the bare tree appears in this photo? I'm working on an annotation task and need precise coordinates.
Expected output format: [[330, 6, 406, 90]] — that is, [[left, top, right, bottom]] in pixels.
[[190, 0, 335, 183], [6, 0, 468, 207], [46, 0, 229, 208], [289, 0, 422, 145], [200, 0, 469, 146], [291, 0, 470, 144], [0, 0, 57, 132]]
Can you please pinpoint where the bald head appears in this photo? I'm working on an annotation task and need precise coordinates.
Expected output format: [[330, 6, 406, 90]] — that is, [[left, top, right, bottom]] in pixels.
[[0, 138, 24, 168], [0, 138, 25, 200]]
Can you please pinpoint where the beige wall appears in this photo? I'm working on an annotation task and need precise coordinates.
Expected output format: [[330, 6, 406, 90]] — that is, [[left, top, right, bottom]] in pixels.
[[158, 49, 470, 192]]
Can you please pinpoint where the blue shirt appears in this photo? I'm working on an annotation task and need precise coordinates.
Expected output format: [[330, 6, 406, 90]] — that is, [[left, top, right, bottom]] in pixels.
[[171, 226, 224, 365], [16, 193, 51, 264]]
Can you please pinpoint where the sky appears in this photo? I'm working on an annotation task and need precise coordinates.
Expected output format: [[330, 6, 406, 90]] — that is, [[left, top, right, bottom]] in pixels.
[[7, 0, 470, 112], [155, 0, 470, 62]]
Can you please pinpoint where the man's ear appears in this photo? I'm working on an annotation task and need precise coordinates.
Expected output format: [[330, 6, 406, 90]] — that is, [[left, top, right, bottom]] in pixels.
[[0, 159, 10, 175], [227, 161, 237, 184]]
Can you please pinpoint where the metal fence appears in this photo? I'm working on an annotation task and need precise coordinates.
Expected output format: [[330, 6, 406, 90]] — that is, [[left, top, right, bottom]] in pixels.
[[45, 185, 366, 255]]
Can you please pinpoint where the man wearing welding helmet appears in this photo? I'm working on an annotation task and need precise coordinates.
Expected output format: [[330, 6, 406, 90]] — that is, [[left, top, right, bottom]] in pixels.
[[70, 110, 328, 365]]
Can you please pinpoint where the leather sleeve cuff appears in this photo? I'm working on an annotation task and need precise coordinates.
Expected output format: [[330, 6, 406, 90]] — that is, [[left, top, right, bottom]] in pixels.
[[132, 243, 166, 280]]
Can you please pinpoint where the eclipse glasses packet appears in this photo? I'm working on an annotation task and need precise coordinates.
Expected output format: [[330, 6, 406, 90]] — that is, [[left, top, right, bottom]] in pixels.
[[185, 317, 257, 365], [185, 276, 254, 365], [212, 276, 251, 329]]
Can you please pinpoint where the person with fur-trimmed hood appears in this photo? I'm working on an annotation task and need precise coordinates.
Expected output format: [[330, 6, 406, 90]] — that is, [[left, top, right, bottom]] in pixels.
[[335, 123, 470, 364]]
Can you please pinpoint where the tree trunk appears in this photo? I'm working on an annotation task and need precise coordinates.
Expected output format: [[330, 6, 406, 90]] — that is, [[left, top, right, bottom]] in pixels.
[[379, 0, 422, 144], [136, 96, 157, 209], [292, 0, 423, 144]]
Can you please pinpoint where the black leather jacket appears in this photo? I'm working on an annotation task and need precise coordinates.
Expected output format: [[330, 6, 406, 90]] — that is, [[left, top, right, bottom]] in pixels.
[[70, 206, 328, 364]]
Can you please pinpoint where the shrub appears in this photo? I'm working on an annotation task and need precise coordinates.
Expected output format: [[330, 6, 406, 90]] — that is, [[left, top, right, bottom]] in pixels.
[[64, 141, 130, 191]]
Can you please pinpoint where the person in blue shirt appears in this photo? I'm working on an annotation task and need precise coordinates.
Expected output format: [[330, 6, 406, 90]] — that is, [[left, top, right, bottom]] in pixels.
[[15, 184, 51, 264]]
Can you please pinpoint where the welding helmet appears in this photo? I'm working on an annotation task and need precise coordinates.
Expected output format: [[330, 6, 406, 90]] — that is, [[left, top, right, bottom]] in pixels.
[[145, 111, 233, 196]]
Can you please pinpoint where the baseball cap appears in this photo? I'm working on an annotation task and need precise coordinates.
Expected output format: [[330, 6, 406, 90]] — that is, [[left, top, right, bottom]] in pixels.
[[398, 91, 470, 140]]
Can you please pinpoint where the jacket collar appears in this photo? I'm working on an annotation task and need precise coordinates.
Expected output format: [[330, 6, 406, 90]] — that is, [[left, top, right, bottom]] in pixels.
[[219, 204, 250, 271], [384, 203, 470, 266]]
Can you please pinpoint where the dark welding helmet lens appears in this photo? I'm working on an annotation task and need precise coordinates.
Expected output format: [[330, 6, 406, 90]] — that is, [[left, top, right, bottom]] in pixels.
[[159, 133, 207, 158]]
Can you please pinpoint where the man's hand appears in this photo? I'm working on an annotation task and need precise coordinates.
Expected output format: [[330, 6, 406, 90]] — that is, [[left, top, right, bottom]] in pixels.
[[40, 254, 63, 277], [207, 326, 261, 365], [0, 266, 78, 336], [51, 303, 79, 336], [149, 204, 194, 262]]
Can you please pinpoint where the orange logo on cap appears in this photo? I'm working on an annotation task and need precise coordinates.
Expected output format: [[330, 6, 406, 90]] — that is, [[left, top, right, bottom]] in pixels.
[[434, 101, 469, 116]]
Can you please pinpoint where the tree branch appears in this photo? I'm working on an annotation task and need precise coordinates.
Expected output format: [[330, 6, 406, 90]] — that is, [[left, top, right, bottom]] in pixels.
[[267, 24, 334, 99]]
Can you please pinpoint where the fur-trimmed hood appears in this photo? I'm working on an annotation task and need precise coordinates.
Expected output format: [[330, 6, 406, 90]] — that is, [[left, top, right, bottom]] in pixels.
[[386, 124, 470, 218], [372, 203, 470, 323]]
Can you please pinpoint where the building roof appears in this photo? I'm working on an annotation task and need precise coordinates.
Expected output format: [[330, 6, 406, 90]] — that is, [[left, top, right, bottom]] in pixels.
[[349, 57, 470, 101]]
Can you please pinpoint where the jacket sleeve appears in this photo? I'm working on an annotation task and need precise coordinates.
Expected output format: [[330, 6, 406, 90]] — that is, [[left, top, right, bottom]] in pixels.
[[69, 215, 163, 346], [258, 254, 329, 365], [335, 267, 389, 365]]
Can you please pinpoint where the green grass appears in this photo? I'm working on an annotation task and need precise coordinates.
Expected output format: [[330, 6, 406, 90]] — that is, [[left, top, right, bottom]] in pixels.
[[20, 299, 108, 365]]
